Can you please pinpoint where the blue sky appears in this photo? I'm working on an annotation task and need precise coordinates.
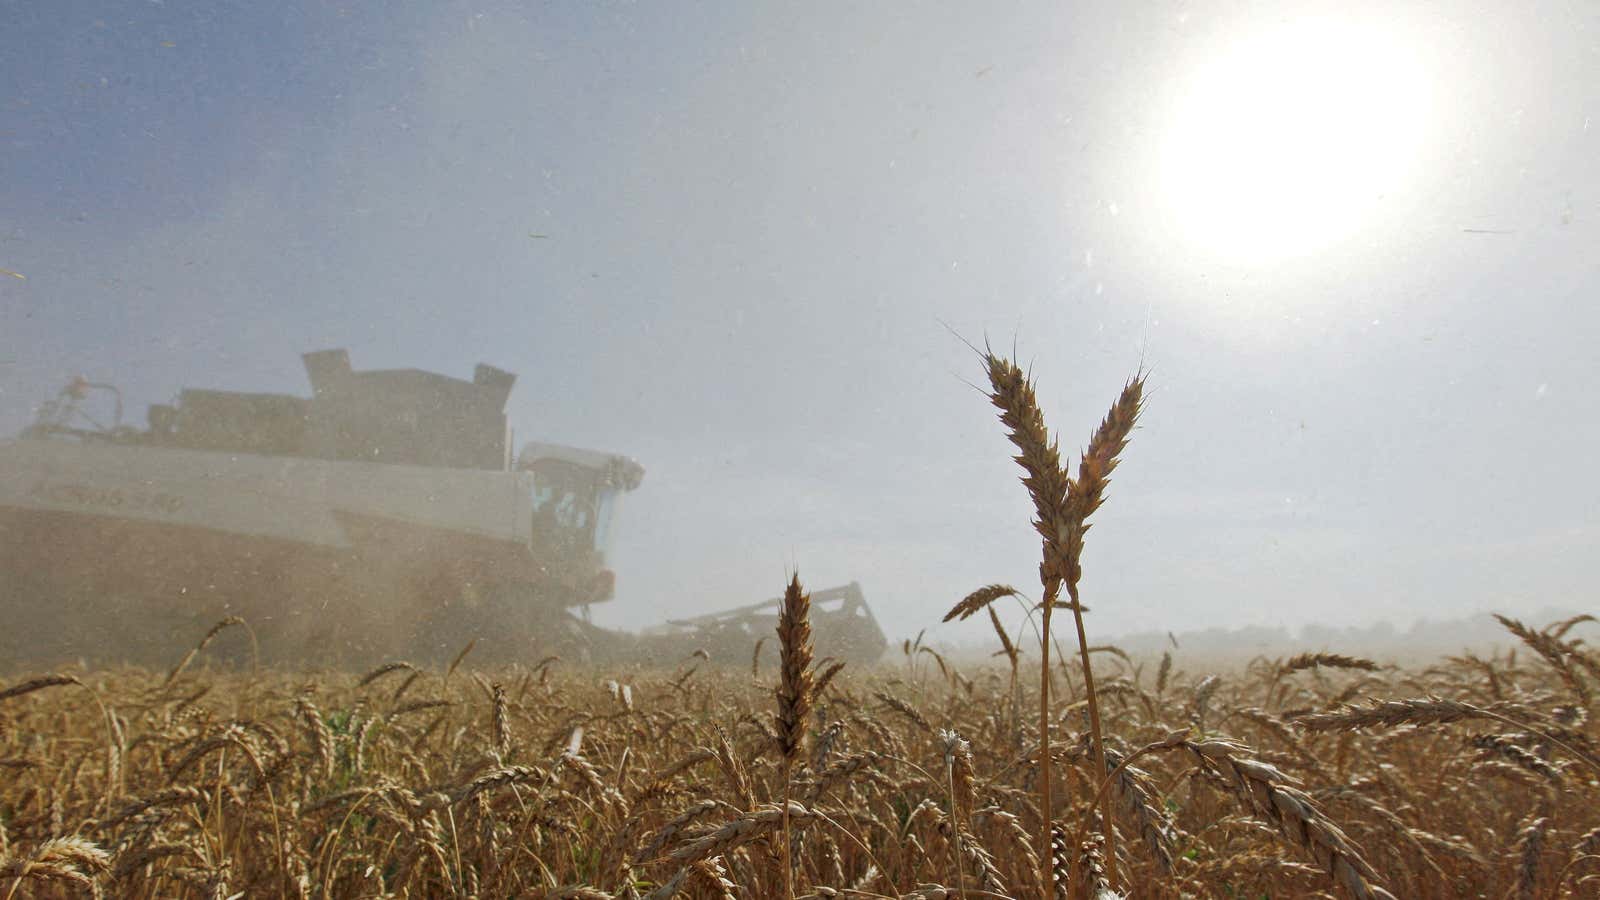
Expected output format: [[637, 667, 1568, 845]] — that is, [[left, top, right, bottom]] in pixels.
[[2, 1, 1596, 642]]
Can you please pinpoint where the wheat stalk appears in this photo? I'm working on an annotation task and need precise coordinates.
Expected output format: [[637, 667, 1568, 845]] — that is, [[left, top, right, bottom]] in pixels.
[[1059, 374, 1143, 892], [162, 616, 247, 687], [982, 350, 1072, 897], [774, 574, 815, 900]]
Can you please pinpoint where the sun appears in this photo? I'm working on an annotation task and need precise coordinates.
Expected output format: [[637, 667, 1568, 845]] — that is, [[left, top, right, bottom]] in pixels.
[[1160, 19, 1430, 264]]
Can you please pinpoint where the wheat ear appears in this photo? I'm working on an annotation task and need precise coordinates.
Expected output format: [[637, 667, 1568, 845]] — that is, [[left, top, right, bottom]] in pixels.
[[1186, 738, 1396, 900], [982, 350, 1071, 898], [775, 573, 815, 900]]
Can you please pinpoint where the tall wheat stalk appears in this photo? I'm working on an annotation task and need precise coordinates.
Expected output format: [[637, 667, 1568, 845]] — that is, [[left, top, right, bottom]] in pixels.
[[1062, 375, 1143, 889], [982, 349, 1142, 895], [982, 352, 1070, 897], [774, 573, 815, 900]]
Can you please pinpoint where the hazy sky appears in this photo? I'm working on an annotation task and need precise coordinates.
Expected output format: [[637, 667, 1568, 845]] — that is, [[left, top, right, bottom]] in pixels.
[[3, 1, 1596, 642]]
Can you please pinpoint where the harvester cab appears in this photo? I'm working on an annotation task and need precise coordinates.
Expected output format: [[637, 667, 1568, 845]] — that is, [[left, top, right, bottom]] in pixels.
[[21, 376, 130, 442], [515, 441, 645, 613]]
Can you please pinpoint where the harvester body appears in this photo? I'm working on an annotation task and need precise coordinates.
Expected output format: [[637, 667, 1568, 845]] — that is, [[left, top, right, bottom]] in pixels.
[[0, 351, 641, 666]]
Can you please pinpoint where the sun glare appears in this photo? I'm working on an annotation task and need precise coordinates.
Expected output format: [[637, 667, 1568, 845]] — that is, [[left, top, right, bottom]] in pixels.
[[1161, 20, 1430, 264]]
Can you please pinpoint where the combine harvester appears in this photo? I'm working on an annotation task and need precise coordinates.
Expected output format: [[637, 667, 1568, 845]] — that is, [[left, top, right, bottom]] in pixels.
[[0, 351, 886, 668]]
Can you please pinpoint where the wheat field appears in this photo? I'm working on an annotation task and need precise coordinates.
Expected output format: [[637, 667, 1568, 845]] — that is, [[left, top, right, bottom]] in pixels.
[[2, 352, 1595, 899]]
